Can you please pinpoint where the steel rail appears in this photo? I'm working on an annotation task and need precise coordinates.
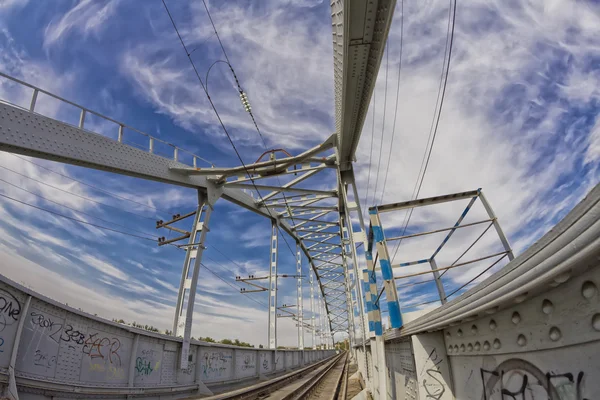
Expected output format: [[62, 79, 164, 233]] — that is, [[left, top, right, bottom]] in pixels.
[[200, 353, 344, 400], [281, 352, 348, 400]]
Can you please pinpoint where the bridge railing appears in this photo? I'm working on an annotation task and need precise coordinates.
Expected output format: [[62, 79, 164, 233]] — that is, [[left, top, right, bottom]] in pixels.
[[0, 71, 213, 168], [364, 189, 514, 330]]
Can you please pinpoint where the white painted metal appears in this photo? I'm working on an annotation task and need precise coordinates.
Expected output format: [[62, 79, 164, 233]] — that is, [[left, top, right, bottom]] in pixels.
[[296, 243, 304, 351], [268, 221, 279, 350], [310, 271, 316, 349], [331, 0, 397, 170], [173, 189, 216, 369]]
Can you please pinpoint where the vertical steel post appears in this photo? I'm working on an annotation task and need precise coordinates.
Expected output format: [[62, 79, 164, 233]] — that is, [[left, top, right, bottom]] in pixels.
[[429, 258, 447, 304], [310, 269, 316, 349], [173, 189, 215, 369], [369, 209, 403, 329], [296, 242, 304, 353], [478, 189, 515, 261], [268, 221, 279, 350], [340, 213, 356, 348]]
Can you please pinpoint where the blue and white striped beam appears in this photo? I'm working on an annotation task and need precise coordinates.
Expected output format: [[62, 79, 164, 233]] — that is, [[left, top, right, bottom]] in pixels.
[[430, 194, 479, 260], [369, 208, 403, 330]]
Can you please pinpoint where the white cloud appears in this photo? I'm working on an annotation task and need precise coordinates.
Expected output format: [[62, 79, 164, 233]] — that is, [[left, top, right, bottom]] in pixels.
[[43, 0, 119, 49]]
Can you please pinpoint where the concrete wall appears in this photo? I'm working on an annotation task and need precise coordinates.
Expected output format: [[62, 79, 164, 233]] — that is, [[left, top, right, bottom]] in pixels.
[[0, 275, 335, 399], [354, 262, 599, 400]]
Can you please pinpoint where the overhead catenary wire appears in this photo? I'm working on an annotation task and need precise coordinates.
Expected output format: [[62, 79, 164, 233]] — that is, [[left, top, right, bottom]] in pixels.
[[8, 152, 283, 298], [0, 192, 159, 242], [379, 0, 405, 205], [391, 0, 457, 262], [0, 188, 269, 310], [161, 0, 299, 260], [0, 164, 156, 222], [10, 154, 169, 214], [197, 0, 302, 234], [0, 177, 161, 239], [372, 41, 389, 206], [364, 89, 376, 209]]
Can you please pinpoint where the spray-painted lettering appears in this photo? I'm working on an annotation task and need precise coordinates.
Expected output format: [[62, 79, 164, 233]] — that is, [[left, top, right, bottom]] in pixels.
[[0, 289, 21, 331]]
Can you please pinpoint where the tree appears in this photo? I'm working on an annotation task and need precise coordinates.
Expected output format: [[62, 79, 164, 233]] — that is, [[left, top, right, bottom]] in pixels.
[[259, 344, 264, 349], [220, 339, 234, 345]]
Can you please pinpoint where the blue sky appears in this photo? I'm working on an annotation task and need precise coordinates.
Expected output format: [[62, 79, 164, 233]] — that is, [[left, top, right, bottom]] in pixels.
[[0, 0, 598, 346]]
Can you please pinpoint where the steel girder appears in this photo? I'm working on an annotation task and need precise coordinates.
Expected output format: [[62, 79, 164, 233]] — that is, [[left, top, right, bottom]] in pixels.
[[331, 0, 397, 171], [0, 86, 353, 336]]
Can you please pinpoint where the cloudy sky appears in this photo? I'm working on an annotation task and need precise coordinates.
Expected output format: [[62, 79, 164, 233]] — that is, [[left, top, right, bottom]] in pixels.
[[0, 0, 598, 346]]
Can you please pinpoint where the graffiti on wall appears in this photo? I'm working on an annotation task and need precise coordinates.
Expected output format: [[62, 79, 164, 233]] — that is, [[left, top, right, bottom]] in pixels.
[[241, 353, 256, 370], [478, 359, 588, 400], [202, 351, 231, 379], [419, 348, 447, 400], [0, 289, 21, 332]]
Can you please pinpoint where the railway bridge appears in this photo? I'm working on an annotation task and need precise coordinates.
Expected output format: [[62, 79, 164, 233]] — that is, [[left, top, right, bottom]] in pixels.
[[0, 0, 598, 399]]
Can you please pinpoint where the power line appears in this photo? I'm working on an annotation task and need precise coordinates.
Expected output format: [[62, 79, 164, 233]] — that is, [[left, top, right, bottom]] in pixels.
[[11, 154, 168, 214], [391, 0, 457, 262], [198, 1, 302, 234], [0, 186, 268, 310], [201, 262, 269, 310], [7, 154, 270, 281], [0, 164, 156, 222], [364, 88, 376, 208], [0, 177, 160, 239], [445, 253, 507, 298], [372, 41, 389, 206], [0, 192, 158, 242], [379, 0, 405, 205], [161, 0, 298, 260]]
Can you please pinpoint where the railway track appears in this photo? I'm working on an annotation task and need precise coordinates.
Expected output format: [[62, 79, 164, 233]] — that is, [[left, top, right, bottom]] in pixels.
[[199, 352, 349, 400]]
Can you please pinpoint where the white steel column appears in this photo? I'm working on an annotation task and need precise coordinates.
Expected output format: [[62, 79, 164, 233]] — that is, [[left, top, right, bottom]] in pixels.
[[173, 189, 216, 369], [268, 221, 279, 349], [296, 243, 304, 351], [310, 269, 316, 349]]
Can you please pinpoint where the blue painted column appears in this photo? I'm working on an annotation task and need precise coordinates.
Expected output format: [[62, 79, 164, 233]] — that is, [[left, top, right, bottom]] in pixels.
[[369, 208, 403, 329]]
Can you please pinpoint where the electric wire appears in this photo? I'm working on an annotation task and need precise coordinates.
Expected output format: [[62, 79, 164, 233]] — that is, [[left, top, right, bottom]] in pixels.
[[445, 253, 507, 298], [372, 41, 389, 206], [201, 262, 269, 310], [197, 0, 302, 234], [364, 89, 376, 209], [391, 0, 457, 262], [0, 177, 160, 239], [161, 0, 300, 260], [0, 164, 156, 222], [379, 0, 405, 205], [0, 184, 268, 310], [0, 192, 159, 242], [10, 154, 168, 214]]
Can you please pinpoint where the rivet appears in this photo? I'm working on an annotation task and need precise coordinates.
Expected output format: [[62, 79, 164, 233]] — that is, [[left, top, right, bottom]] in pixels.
[[592, 314, 600, 331], [511, 312, 521, 325], [493, 339, 501, 349], [549, 327, 561, 341], [542, 299, 554, 315], [448, 345, 453, 353], [517, 334, 527, 347], [474, 342, 481, 351], [453, 345, 459, 353], [457, 329, 463, 337], [467, 343, 473, 352], [489, 320, 497, 330], [471, 325, 478, 334], [553, 271, 571, 285], [514, 293, 528, 303], [446, 331, 451, 338], [483, 341, 490, 351], [460, 344, 465, 352], [582, 281, 597, 299]]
